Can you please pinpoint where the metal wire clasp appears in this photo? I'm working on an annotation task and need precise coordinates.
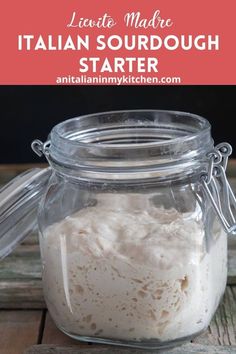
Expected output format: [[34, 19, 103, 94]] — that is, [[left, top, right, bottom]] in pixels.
[[200, 142, 236, 235], [31, 139, 51, 157]]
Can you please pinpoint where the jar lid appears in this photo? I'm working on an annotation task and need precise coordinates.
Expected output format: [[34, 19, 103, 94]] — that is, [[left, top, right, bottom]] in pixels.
[[0, 168, 51, 259]]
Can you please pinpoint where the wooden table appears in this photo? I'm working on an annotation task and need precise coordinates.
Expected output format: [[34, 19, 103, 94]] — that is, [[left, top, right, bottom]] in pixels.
[[1, 163, 236, 354]]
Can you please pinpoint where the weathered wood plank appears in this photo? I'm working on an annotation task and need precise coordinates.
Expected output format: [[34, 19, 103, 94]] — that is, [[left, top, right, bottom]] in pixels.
[[0, 164, 47, 185], [194, 287, 236, 346], [0, 279, 45, 309], [0, 310, 42, 354], [22, 233, 39, 245], [1, 245, 236, 308], [4, 238, 236, 284], [24, 343, 236, 354], [0, 163, 47, 173], [0, 242, 44, 308], [226, 159, 236, 177], [0, 245, 41, 279], [0, 247, 236, 308], [228, 239, 236, 285]]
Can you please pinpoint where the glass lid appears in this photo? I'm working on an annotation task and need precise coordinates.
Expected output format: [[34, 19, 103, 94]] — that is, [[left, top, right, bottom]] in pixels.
[[0, 168, 51, 259]]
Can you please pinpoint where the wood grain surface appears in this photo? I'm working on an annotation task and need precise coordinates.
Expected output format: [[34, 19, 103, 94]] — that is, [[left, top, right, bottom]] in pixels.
[[0, 311, 42, 354], [24, 343, 236, 354]]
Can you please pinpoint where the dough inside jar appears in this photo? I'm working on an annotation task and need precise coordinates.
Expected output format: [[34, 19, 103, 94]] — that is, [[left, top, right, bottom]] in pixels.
[[41, 193, 227, 342]]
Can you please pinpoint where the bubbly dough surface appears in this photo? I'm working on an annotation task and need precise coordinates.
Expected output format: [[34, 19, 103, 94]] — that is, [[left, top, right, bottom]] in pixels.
[[41, 193, 227, 341]]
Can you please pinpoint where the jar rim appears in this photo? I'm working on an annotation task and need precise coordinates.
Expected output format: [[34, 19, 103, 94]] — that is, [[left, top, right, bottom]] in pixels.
[[51, 109, 211, 150], [46, 109, 213, 178]]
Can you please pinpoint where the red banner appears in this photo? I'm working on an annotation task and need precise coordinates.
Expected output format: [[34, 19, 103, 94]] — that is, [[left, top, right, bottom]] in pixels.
[[0, 0, 235, 85]]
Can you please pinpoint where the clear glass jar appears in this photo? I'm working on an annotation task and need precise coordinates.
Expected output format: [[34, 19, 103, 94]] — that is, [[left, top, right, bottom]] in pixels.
[[1, 110, 235, 350]]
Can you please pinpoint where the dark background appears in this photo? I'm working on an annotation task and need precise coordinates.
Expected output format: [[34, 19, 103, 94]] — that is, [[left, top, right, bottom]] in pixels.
[[0, 85, 235, 163]]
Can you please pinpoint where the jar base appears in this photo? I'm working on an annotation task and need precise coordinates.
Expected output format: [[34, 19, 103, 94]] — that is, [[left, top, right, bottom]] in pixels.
[[59, 326, 205, 350]]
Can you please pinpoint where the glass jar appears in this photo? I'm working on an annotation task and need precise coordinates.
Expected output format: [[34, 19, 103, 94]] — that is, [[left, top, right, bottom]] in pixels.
[[0, 110, 235, 350]]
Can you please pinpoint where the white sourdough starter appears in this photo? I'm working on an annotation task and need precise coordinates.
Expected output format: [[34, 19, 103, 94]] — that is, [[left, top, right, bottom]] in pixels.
[[41, 193, 227, 342]]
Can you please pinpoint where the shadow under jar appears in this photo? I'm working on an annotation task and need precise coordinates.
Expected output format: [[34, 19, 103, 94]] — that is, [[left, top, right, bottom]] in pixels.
[[3, 110, 234, 350]]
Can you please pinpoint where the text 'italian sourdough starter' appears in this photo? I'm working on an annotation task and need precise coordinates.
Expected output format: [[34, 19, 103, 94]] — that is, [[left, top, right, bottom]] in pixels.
[[41, 193, 227, 342]]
